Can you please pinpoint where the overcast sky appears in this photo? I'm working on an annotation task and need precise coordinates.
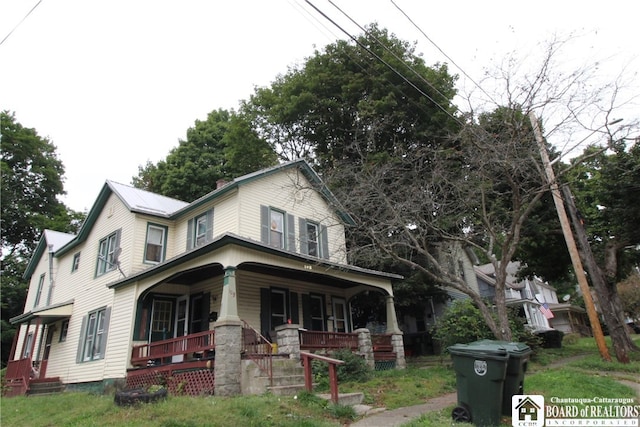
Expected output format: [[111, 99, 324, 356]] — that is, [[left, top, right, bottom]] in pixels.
[[2, 0, 638, 212]]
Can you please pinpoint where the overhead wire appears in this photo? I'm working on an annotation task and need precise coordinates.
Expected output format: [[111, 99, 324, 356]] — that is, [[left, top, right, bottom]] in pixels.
[[304, 0, 468, 131], [1, 0, 43, 47], [389, 0, 500, 108]]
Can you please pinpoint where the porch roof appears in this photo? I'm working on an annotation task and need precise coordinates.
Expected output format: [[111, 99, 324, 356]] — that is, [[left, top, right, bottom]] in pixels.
[[10, 299, 74, 325], [107, 232, 402, 290]]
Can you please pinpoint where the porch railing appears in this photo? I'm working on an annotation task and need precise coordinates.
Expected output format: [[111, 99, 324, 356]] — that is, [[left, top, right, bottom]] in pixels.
[[241, 321, 273, 384], [131, 330, 215, 367], [4, 358, 33, 397], [299, 330, 358, 350]]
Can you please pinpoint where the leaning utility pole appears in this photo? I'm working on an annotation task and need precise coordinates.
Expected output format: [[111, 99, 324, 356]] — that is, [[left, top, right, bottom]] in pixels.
[[529, 112, 611, 361]]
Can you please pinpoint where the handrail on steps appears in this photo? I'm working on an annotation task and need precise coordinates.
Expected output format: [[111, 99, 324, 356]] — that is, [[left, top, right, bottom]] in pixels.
[[299, 351, 345, 404]]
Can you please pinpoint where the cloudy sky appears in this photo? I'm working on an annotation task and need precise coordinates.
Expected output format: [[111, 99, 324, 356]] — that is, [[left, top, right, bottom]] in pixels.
[[2, 0, 637, 212]]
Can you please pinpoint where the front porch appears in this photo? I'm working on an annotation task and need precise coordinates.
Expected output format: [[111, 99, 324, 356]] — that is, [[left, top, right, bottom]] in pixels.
[[122, 323, 404, 397]]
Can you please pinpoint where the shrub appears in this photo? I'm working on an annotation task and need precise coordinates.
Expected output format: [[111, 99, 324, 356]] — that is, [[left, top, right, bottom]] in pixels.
[[312, 348, 371, 388], [432, 299, 494, 351]]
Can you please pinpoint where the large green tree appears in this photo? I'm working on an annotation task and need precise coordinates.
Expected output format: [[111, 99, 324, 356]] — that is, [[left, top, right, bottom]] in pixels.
[[1, 111, 81, 367], [133, 109, 277, 201], [244, 24, 459, 168]]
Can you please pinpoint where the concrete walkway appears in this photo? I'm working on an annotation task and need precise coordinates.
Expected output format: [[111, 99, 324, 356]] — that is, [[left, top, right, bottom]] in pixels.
[[350, 392, 457, 427]]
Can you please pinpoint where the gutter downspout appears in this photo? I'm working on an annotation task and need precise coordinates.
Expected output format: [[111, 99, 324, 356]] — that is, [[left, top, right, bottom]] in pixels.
[[46, 244, 54, 306]]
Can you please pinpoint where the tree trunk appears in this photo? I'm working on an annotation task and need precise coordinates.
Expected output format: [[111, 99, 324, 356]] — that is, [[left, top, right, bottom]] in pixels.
[[562, 185, 638, 363]]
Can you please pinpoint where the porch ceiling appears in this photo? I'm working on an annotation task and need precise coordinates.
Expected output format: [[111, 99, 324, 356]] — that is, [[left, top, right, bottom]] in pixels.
[[164, 264, 224, 285]]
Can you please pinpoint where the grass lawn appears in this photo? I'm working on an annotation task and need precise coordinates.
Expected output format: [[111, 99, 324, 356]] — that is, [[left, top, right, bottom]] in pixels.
[[2, 335, 638, 427]]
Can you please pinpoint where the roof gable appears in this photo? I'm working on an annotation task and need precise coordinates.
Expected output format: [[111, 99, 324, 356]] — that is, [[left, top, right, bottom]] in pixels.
[[23, 229, 75, 279], [171, 159, 355, 225]]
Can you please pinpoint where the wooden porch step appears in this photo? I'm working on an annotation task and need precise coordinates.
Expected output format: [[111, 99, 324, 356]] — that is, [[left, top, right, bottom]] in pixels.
[[28, 378, 65, 396]]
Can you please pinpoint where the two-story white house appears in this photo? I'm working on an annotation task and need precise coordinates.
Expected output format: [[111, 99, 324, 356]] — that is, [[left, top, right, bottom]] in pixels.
[[7, 160, 404, 397]]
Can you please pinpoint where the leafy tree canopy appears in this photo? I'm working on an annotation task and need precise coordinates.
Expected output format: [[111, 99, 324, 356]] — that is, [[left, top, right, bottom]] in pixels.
[[1, 111, 78, 256], [133, 109, 277, 201], [244, 23, 459, 168]]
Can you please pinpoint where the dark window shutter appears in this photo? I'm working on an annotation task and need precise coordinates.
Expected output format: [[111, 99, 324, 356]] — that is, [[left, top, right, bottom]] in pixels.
[[186, 218, 194, 250], [206, 209, 214, 243], [286, 214, 296, 252], [201, 292, 211, 332], [320, 224, 329, 259], [260, 205, 269, 244], [260, 288, 270, 339], [298, 218, 308, 255], [76, 315, 88, 363], [301, 294, 312, 329], [133, 298, 151, 341], [290, 292, 299, 324], [99, 307, 111, 359]]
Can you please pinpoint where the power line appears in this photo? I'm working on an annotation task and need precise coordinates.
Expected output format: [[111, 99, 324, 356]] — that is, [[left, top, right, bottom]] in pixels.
[[389, 0, 499, 108], [305, 0, 466, 130], [1, 0, 43, 47]]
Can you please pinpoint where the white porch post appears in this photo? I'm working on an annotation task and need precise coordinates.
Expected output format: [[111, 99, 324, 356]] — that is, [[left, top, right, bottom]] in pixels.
[[384, 295, 401, 334], [218, 266, 240, 322]]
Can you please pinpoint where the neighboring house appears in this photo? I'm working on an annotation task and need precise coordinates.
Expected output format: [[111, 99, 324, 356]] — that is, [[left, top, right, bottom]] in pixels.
[[474, 261, 589, 336], [400, 250, 589, 347], [7, 160, 405, 397]]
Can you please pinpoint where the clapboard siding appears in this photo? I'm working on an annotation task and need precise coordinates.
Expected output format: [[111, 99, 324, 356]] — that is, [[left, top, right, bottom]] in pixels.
[[235, 169, 348, 263]]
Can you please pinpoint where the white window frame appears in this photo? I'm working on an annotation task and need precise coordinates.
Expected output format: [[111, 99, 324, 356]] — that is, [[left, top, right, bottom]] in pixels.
[[144, 224, 167, 264], [33, 274, 45, 308], [269, 210, 285, 249], [71, 252, 81, 272], [82, 308, 106, 361], [194, 214, 208, 247], [306, 222, 319, 257], [97, 232, 118, 275], [23, 332, 34, 358]]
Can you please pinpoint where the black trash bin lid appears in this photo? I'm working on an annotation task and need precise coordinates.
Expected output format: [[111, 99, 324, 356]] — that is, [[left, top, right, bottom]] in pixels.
[[471, 339, 532, 357], [448, 341, 509, 358]]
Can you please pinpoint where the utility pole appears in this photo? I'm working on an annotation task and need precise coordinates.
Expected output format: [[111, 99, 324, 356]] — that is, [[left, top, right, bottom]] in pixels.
[[529, 112, 611, 361]]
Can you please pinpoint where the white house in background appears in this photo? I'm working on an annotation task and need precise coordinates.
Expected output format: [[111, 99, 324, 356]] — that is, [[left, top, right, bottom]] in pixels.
[[7, 160, 405, 397]]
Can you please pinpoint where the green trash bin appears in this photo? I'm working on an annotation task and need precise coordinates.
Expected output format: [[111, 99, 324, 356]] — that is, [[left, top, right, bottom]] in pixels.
[[449, 342, 509, 426], [472, 340, 532, 415]]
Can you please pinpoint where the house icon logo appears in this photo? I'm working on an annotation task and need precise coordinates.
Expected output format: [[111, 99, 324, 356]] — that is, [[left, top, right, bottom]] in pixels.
[[512, 395, 544, 427]]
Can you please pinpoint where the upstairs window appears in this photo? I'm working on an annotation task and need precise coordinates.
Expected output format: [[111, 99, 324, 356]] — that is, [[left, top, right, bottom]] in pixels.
[[270, 210, 284, 248], [34, 273, 45, 308], [71, 252, 81, 272], [186, 209, 213, 250], [96, 230, 121, 276], [260, 206, 295, 251], [298, 218, 329, 259], [144, 224, 167, 264]]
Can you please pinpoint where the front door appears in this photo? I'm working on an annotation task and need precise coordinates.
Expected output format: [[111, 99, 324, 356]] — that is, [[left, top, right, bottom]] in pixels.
[[39, 325, 55, 378], [173, 296, 189, 362], [332, 298, 349, 333]]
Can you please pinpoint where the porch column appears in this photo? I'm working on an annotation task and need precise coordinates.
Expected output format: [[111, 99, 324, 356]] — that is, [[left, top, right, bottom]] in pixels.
[[355, 328, 374, 369], [384, 295, 401, 334], [275, 323, 300, 360], [218, 266, 240, 322], [391, 333, 406, 369], [214, 319, 243, 396]]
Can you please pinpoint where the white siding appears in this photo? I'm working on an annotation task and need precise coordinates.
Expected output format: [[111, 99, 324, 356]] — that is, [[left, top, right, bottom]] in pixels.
[[235, 169, 348, 264]]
